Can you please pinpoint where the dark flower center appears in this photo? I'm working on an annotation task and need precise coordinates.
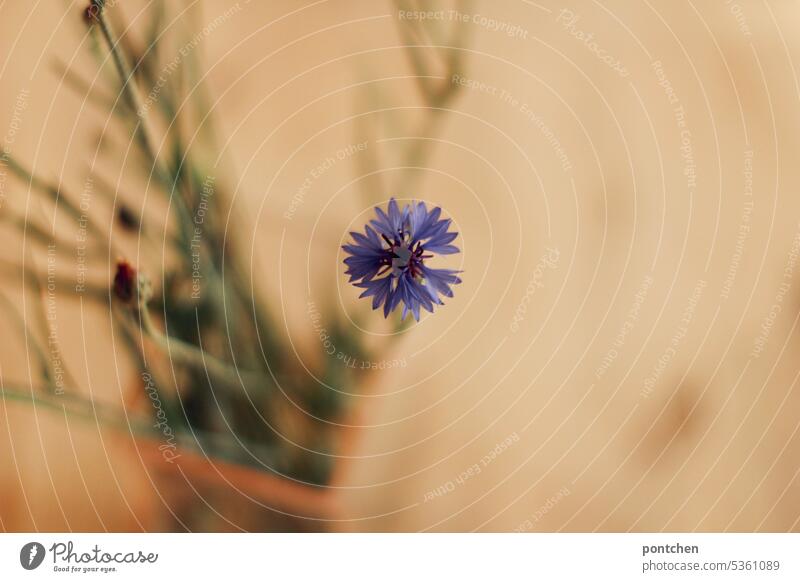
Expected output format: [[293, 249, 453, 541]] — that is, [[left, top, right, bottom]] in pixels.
[[380, 231, 431, 280]]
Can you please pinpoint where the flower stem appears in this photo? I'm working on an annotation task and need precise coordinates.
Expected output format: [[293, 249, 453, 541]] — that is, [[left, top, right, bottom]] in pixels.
[[132, 277, 268, 397]]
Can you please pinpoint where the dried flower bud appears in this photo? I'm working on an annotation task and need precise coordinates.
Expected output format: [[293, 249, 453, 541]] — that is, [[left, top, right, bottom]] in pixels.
[[83, 1, 102, 24], [113, 260, 137, 304], [118, 206, 140, 231]]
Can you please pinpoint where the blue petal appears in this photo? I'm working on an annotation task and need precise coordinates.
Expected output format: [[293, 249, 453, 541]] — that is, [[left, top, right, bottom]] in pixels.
[[371, 206, 395, 238], [388, 198, 401, 231], [426, 230, 458, 247], [421, 265, 462, 302], [408, 202, 427, 236], [342, 244, 381, 257], [350, 229, 382, 251], [356, 276, 393, 310], [424, 244, 460, 255], [411, 205, 443, 241]]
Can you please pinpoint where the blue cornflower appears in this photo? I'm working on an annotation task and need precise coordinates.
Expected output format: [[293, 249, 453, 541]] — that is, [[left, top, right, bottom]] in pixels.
[[343, 198, 462, 321]]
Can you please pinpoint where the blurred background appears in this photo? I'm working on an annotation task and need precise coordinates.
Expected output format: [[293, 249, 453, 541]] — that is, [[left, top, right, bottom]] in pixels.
[[0, 0, 799, 532]]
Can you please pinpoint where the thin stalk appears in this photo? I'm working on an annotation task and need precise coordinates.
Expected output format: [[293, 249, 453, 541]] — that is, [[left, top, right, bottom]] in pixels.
[[128, 280, 268, 398], [93, 3, 195, 246], [0, 383, 283, 469], [3, 155, 111, 248]]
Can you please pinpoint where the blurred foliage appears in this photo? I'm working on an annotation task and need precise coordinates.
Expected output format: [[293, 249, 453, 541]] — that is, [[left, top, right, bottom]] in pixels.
[[0, 0, 471, 529]]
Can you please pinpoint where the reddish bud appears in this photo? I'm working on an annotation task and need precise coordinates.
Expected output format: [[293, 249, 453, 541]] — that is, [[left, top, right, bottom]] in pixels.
[[83, 1, 101, 24], [113, 260, 137, 304]]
